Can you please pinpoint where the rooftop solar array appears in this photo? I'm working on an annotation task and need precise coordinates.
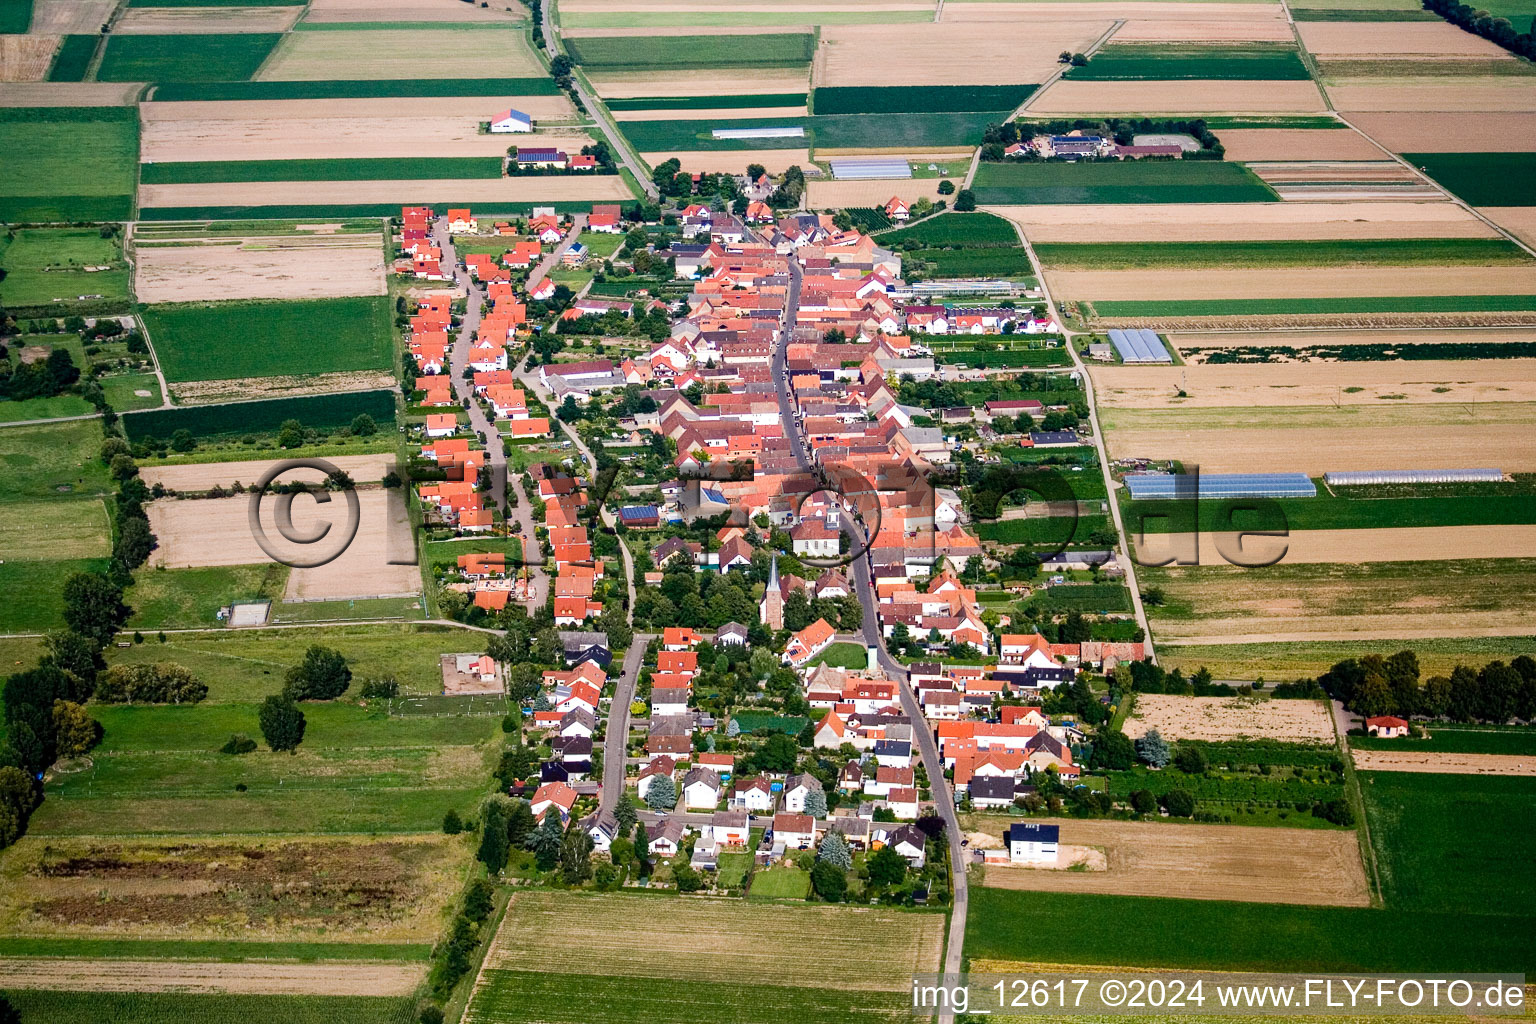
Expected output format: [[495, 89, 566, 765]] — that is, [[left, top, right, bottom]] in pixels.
[[1125, 472, 1317, 500], [1107, 328, 1172, 364], [1324, 469, 1503, 486], [830, 158, 912, 180]]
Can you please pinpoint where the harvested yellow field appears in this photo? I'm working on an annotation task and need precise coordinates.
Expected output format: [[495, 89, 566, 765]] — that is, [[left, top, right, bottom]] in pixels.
[[1052, 265, 1536, 300], [1168, 327, 1536, 349], [1088, 358, 1536, 406], [1124, 693, 1337, 742], [941, 1, 1277, 22], [993, 201, 1493, 241], [133, 234, 386, 303], [564, 0, 930, 8], [590, 67, 808, 98], [141, 454, 397, 492], [114, 6, 300, 32], [1298, 20, 1509, 55], [29, 0, 114, 33], [259, 28, 542, 80], [1099, 402, 1536, 474], [1331, 79, 1536, 112], [1029, 78, 1326, 113], [807, 178, 950, 208], [612, 105, 808, 121], [1218, 128, 1385, 161], [1350, 750, 1536, 775], [143, 96, 575, 123], [1138, 526, 1536, 567], [0, 34, 58, 82], [816, 21, 1104, 85], [140, 177, 632, 208], [0, 960, 426, 997], [0, 82, 141, 105], [566, 23, 811, 35], [1483, 207, 1536, 249], [1115, 17, 1293, 41], [977, 818, 1367, 906], [641, 149, 810, 173], [1346, 111, 1536, 151], [306, 0, 525, 21]]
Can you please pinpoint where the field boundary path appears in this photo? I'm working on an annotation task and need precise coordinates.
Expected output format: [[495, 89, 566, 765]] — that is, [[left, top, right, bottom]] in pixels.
[[1000, 213, 1157, 662], [1014, 19, 1124, 115], [598, 633, 654, 818], [434, 217, 509, 517], [773, 258, 966, 1021]]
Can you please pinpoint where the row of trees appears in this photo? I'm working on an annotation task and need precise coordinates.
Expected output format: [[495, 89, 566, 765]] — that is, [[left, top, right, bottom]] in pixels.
[[1321, 651, 1536, 723], [1424, 0, 1536, 57]]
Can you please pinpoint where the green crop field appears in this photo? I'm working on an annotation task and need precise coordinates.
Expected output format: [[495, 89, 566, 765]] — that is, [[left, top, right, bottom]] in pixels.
[[1361, 772, 1536, 916], [1039, 583, 1131, 612], [971, 160, 1277, 204], [567, 32, 813, 70], [968, 888, 1536, 973], [149, 77, 559, 101], [0, 107, 138, 223], [1102, 762, 1346, 819], [916, 247, 1036, 277], [1, 992, 415, 1024], [814, 84, 1037, 114], [1035, 238, 1532, 269], [130, 0, 303, 5], [126, 564, 286, 630], [97, 33, 283, 82], [564, 8, 928, 24], [48, 34, 98, 81], [140, 157, 505, 184], [1158, 636, 1536, 680], [1065, 44, 1311, 80], [877, 212, 1019, 248], [141, 296, 393, 382], [1203, 115, 1346, 129], [1125, 490, 1536, 533], [0, 227, 129, 310], [617, 111, 1004, 152], [1403, 152, 1536, 206], [122, 389, 395, 440], [0, 0, 31, 32], [934, 347, 1071, 368], [604, 93, 806, 110], [1355, 727, 1536, 755], [1090, 294, 1536, 316]]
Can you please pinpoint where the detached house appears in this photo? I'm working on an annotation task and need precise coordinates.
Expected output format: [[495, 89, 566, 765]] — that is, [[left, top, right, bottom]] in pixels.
[[682, 767, 722, 809]]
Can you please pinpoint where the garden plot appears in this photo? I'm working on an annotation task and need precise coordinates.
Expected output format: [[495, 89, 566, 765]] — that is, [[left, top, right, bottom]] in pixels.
[[259, 28, 542, 80], [1346, 111, 1536, 151], [1124, 693, 1336, 741], [978, 818, 1368, 906], [0, 959, 425, 997], [1217, 127, 1386, 160], [815, 20, 1103, 85], [1351, 750, 1536, 775], [1029, 78, 1326, 112], [140, 176, 632, 208], [306, 0, 527, 20], [1052, 265, 1536, 300], [1090, 358, 1536, 406], [993, 201, 1494, 241], [1137, 525, 1536, 566], [115, 6, 302, 33], [141, 454, 397, 492], [0, 35, 60, 82], [133, 233, 386, 303]]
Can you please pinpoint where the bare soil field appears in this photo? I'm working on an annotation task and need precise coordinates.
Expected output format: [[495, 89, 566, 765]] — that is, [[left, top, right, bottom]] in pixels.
[[306, 0, 526, 21], [0, 34, 58, 82], [0, 834, 463, 943], [141, 453, 397, 492], [1124, 693, 1337, 742], [613, 104, 808, 121], [1169, 327, 1536, 349], [994, 201, 1493, 241], [1351, 750, 1536, 775], [259, 28, 542, 80], [0, 959, 425, 997], [1054, 265, 1536, 300], [807, 178, 949, 207], [144, 96, 576, 124], [0, 82, 140, 106], [30, 0, 115, 34], [1346, 112, 1536, 151], [140, 177, 632, 208], [1217, 128, 1385, 161], [1139, 525, 1536, 566], [115, 6, 301, 33], [564, 0, 933, 8], [169, 370, 396, 404], [589, 67, 809, 98], [1029, 79, 1326, 113], [1298, 20, 1509, 55], [941, 0, 1278, 21], [141, 114, 577, 163], [1331, 79, 1536, 112], [133, 235, 386, 303], [641, 148, 811, 173], [978, 818, 1367, 906], [816, 21, 1104, 85], [1115, 16, 1294, 40], [147, 490, 421, 601], [1482, 207, 1536, 250], [566, 23, 812, 35], [1089, 358, 1536, 405]]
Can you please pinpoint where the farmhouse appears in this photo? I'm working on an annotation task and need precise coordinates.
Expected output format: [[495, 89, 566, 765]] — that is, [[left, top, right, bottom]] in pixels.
[[516, 147, 568, 170], [490, 108, 533, 133]]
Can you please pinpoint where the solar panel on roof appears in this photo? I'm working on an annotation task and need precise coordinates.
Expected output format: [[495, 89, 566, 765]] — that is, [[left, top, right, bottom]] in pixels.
[[1125, 473, 1316, 500]]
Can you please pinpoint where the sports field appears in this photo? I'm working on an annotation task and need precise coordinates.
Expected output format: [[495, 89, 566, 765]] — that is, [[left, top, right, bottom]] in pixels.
[[0, 106, 138, 221], [971, 160, 1277, 204]]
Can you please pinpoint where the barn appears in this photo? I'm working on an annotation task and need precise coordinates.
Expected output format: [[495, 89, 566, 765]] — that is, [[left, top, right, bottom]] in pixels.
[[490, 108, 533, 134]]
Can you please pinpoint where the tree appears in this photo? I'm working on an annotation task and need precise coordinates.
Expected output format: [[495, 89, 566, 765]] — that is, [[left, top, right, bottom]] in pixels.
[[937, 179, 955, 195], [42, 630, 101, 692], [645, 773, 677, 811], [954, 188, 977, 212], [0, 994, 18, 1024], [351, 413, 378, 436], [443, 809, 464, 834], [277, 418, 305, 449], [109, 453, 138, 482], [817, 830, 852, 870], [614, 798, 637, 838], [1134, 728, 1170, 768], [1128, 789, 1156, 815], [51, 700, 96, 760], [258, 694, 305, 751], [1090, 727, 1135, 770], [478, 794, 513, 872], [811, 859, 847, 901], [170, 428, 197, 453], [283, 645, 352, 701], [507, 800, 536, 847], [496, 743, 535, 788], [1162, 789, 1195, 817], [633, 821, 651, 875], [866, 845, 907, 887], [754, 732, 799, 774], [803, 789, 827, 819], [1172, 744, 1206, 775], [560, 818, 594, 884], [61, 571, 126, 647], [115, 516, 155, 570], [463, 878, 495, 922], [530, 811, 564, 872]]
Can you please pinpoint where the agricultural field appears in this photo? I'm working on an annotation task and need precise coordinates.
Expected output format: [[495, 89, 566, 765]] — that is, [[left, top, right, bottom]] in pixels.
[[0, 106, 138, 222], [813, 83, 1036, 114], [133, 231, 387, 303], [1122, 693, 1337, 741], [1035, 238, 1530, 269], [1158, 636, 1536, 680], [1353, 726, 1536, 755], [0, 227, 129, 313], [96, 33, 283, 82], [1091, 358, 1536, 405], [617, 110, 1003, 151], [1063, 43, 1310, 79], [1402, 152, 1536, 207], [1351, 750, 1536, 774], [0, 992, 416, 1024], [113, 5, 301, 32], [1027, 78, 1325, 113], [991, 201, 1497, 242], [971, 160, 1277, 205], [1056, 266, 1536, 303], [259, 27, 541, 80], [814, 18, 1103, 86], [122, 388, 396, 439], [567, 32, 814, 70], [465, 891, 944, 1024]]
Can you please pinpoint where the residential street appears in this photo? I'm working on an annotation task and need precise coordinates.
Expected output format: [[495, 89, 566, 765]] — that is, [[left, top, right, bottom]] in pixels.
[[599, 633, 655, 817]]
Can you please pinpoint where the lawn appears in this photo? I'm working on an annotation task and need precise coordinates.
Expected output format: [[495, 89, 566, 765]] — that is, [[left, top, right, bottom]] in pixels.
[[0, 392, 94, 422], [967, 887, 1536, 973], [814, 84, 1036, 114], [0, 227, 130, 311], [1360, 772, 1536, 916], [140, 296, 394, 382], [1035, 238, 1533, 269], [1403, 152, 1536, 206], [971, 159, 1277, 204], [747, 865, 811, 899], [806, 641, 868, 670], [566, 32, 813, 70], [0, 497, 108, 561], [140, 157, 505, 184], [422, 537, 524, 571], [1, 993, 415, 1024], [1353, 727, 1536, 755], [100, 371, 165, 411], [97, 33, 282, 82], [1064, 44, 1311, 80], [0, 557, 110, 634], [126, 563, 287, 629], [877, 212, 1019, 248], [716, 851, 752, 888], [1089, 295, 1536, 316], [0, 107, 138, 223]]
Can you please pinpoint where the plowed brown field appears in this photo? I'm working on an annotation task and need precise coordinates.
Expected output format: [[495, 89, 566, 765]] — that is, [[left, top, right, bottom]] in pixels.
[[1088, 358, 1536, 406], [1124, 693, 1338, 741], [1029, 79, 1325, 113], [133, 234, 386, 303], [0, 959, 425, 996], [993, 201, 1492, 241], [1351, 750, 1536, 774]]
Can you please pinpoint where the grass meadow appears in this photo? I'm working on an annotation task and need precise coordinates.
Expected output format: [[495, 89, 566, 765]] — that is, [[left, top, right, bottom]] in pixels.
[[972, 160, 1277, 204], [1353, 727, 1536, 755], [1403, 153, 1536, 207], [567, 32, 814, 70], [1064, 44, 1311, 80], [140, 296, 393, 382], [140, 157, 505, 184], [97, 33, 282, 82], [126, 563, 286, 630], [1035, 238, 1533, 269], [0, 992, 415, 1024], [0, 107, 138, 223], [0, 227, 130, 310]]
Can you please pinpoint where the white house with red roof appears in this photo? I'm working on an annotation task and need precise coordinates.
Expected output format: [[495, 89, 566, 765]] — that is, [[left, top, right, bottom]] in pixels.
[[1366, 715, 1410, 738], [884, 196, 910, 221]]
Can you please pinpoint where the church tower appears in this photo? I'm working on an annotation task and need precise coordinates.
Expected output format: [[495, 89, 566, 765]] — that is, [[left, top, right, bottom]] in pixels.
[[760, 553, 784, 630]]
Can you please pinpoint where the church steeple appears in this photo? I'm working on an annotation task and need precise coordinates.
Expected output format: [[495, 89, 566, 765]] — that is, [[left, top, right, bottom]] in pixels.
[[760, 553, 784, 630]]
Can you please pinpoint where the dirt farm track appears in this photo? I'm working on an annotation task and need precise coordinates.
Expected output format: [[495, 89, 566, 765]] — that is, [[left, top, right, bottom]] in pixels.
[[0, 959, 425, 996], [978, 818, 1369, 907]]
